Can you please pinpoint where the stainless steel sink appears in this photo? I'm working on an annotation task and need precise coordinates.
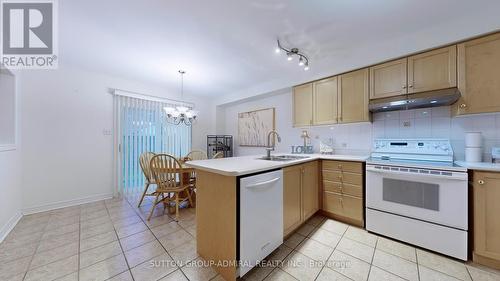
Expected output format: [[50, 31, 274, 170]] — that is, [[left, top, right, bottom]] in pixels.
[[258, 155, 310, 161]]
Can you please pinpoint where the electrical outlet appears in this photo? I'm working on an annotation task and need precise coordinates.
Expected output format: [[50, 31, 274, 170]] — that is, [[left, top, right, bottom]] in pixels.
[[102, 129, 112, 136], [403, 121, 411, 127]]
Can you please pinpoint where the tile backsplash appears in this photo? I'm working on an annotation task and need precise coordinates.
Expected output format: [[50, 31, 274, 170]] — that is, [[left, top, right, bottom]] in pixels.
[[304, 106, 500, 161], [223, 90, 500, 161]]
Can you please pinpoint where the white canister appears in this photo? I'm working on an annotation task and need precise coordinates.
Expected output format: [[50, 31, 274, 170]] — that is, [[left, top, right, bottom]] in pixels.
[[465, 132, 482, 148], [465, 147, 482, 162]]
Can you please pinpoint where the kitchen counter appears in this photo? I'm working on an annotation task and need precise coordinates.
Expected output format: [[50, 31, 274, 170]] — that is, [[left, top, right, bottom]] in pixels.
[[455, 161, 500, 172], [186, 154, 369, 176], [191, 153, 367, 280]]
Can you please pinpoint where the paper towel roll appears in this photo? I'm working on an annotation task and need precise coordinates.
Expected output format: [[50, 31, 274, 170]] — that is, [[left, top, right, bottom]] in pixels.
[[465, 147, 482, 162], [465, 132, 482, 148]]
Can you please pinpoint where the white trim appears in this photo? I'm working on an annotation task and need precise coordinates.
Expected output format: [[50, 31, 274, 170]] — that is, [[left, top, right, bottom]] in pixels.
[[0, 211, 22, 243], [112, 89, 195, 107], [22, 193, 114, 215], [0, 145, 17, 152]]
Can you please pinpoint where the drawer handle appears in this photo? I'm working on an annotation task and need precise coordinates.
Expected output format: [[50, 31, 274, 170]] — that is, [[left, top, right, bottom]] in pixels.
[[478, 180, 485, 185], [460, 103, 467, 109], [337, 164, 343, 169], [338, 176, 343, 180]]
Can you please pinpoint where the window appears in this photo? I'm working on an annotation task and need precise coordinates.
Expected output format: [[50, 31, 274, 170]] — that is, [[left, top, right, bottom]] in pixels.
[[114, 94, 192, 193], [0, 70, 16, 150]]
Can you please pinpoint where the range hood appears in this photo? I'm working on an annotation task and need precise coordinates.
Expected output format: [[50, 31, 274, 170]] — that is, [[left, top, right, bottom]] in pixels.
[[369, 88, 461, 113]]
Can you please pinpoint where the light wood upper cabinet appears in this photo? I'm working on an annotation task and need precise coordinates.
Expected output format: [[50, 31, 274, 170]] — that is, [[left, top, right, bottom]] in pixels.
[[293, 83, 313, 127], [302, 161, 319, 220], [407, 46, 457, 94], [283, 165, 303, 236], [473, 171, 500, 269], [369, 58, 407, 99], [338, 68, 370, 123], [455, 33, 500, 116], [313, 77, 338, 125]]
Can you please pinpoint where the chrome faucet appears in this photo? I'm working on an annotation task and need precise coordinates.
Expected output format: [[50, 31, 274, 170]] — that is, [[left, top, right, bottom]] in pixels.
[[266, 130, 282, 158]]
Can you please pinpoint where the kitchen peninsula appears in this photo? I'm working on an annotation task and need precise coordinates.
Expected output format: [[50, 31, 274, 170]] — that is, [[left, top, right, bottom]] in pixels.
[[187, 154, 368, 280]]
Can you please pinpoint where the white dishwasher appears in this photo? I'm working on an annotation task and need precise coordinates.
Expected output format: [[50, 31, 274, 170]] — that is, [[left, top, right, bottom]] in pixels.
[[239, 169, 283, 277]]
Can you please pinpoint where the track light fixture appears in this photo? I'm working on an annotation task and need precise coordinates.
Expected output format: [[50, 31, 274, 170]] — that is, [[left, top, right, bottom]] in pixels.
[[275, 39, 310, 71]]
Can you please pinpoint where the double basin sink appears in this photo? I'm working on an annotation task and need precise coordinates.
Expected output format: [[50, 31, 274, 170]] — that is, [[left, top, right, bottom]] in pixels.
[[258, 155, 310, 162]]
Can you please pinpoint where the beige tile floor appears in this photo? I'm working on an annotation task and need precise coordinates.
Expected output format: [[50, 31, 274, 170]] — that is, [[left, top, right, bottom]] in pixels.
[[0, 195, 499, 281]]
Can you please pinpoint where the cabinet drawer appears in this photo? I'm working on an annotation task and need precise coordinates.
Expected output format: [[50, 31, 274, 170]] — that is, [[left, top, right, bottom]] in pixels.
[[323, 180, 342, 193], [341, 183, 363, 198], [322, 192, 363, 222], [323, 181, 363, 197], [341, 194, 363, 222], [322, 160, 363, 173], [323, 192, 343, 215], [322, 170, 363, 186]]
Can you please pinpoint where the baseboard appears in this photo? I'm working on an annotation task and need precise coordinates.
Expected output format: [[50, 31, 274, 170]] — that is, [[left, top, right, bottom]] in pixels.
[[0, 211, 23, 243], [22, 193, 114, 215]]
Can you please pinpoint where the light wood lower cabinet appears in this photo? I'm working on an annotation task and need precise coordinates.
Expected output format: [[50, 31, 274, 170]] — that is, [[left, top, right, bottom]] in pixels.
[[283, 161, 319, 237], [302, 161, 319, 220], [455, 33, 500, 116], [283, 165, 303, 235], [321, 160, 364, 227], [473, 170, 500, 269]]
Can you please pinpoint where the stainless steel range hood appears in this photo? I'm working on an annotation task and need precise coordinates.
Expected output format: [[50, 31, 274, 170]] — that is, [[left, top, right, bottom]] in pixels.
[[369, 88, 461, 113]]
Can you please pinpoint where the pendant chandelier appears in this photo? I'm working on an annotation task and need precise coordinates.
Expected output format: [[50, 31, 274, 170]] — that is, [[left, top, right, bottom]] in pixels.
[[164, 70, 198, 126]]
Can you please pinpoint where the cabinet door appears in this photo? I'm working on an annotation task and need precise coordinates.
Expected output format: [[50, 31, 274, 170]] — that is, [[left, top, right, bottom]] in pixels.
[[293, 83, 313, 127], [474, 171, 500, 261], [408, 46, 457, 94], [283, 165, 303, 236], [455, 33, 500, 115], [369, 58, 407, 99], [338, 68, 370, 123], [302, 161, 319, 221], [313, 77, 338, 125]]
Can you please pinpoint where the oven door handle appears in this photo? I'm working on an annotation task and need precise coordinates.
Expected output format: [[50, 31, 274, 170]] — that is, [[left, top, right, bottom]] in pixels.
[[366, 166, 467, 181]]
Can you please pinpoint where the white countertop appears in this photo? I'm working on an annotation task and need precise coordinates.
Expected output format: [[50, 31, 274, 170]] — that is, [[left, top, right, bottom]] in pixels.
[[455, 161, 500, 172], [186, 154, 369, 176]]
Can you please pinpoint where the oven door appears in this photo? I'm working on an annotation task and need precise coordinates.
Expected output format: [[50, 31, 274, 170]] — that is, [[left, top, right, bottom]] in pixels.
[[366, 165, 468, 230]]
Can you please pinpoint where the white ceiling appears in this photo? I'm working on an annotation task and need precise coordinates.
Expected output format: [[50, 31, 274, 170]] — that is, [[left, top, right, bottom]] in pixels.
[[60, 0, 500, 103]]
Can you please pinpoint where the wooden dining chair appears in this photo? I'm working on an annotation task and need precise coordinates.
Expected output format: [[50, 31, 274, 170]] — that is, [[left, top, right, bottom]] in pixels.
[[138, 152, 156, 207], [149, 154, 194, 221], [212, 151, 224, 159], [185, 150, 208, 161]]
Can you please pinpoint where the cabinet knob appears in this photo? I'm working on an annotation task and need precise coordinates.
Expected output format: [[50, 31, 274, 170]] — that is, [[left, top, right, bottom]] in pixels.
[[459, 104, 467, 109], [338, 164, 343, 169], [402, 85, 407, 89], [409, 84, 413, 88], [478, 180, 485, 185]]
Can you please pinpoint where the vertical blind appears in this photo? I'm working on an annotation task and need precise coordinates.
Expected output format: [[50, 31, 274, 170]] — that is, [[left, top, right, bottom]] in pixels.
[[113, 93, 192, 195]]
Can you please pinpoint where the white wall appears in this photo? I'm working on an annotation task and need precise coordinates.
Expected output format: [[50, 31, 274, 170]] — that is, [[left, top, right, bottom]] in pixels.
[[0, 72, 16, 146], [218, 90, 500, 161], [0, 71, 23, 242], [18, 66, 214, 213]]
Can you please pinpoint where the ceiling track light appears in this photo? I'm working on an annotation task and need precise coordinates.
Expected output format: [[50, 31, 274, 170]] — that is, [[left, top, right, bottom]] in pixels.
[[275, 39, 310, 71]]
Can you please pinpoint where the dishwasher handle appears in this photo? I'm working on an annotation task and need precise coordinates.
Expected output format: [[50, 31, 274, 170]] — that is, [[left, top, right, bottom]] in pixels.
[[245, 177, 281, 189]]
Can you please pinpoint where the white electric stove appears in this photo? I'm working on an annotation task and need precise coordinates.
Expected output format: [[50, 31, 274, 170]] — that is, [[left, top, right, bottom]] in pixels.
[[366, 139, 469, 260]]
